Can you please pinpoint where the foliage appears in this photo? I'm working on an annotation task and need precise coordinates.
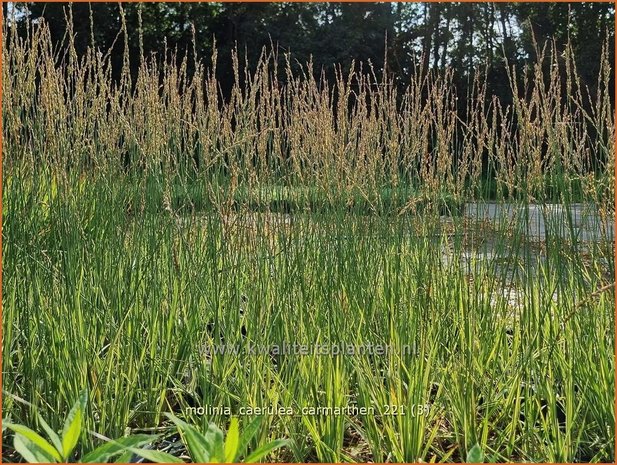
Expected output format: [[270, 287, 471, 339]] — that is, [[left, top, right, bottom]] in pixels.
[[2, 11, 615, 464], [2, 391, 179, 463], [165, 414, 289, 463], [2, 393, 289, 463], [466, 444, 484, 463]]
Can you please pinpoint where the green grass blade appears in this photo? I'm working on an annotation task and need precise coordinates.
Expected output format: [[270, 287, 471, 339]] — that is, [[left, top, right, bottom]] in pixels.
[[36, 413, 63, 456], [237, 416, 263, 459], [244, 439, 290, 463]]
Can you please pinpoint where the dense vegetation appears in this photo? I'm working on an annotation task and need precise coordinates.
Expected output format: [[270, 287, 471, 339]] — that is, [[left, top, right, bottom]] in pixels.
[[2, 6, 615, 463]]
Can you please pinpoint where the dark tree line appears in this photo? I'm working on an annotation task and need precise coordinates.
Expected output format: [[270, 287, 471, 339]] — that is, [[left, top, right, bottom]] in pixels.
[[6, 2, 615, 105]]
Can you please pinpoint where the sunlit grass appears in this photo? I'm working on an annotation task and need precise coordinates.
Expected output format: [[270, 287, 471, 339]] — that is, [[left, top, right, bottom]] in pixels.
[[2, 15, 615, 463]]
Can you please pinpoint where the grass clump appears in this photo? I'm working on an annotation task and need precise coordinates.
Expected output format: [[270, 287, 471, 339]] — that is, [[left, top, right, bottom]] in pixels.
[[2, 14, 614, 463]]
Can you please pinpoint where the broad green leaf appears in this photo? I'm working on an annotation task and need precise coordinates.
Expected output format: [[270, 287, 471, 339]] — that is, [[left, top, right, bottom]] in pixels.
[[114, 450, 133, 463], [14, 433, 58, 463], [237, 415, 263, 460], [4, 422, 63, 462], [203, 423, 225, 462], [466, 444, 484, 463], [122, 446, 184, 463], [61, 390, 87, 460], [80, 434, 159, 463], [36, 413, 63, 456], [165, 412, 210, 463], [223, 418, 240, 462], [244, 439, 289, 463], [183, 426, 212, 463]]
